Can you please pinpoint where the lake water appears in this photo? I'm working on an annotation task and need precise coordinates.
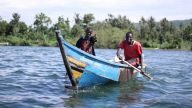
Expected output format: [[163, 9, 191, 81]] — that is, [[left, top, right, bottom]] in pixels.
[[0, 46, 192, 108]]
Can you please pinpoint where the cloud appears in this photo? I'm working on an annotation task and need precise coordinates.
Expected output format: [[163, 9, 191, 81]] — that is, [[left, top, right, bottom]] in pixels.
[[0, 0, 191, 26]]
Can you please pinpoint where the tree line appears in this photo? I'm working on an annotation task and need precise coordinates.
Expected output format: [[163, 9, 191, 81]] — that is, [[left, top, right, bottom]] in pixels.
[[0, 12, 192, 50]]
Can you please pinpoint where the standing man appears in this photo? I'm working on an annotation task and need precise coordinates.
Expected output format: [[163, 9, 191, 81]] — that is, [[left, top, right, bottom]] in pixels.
[[116, 32, 143, 69], [76, 27, 97, 56]]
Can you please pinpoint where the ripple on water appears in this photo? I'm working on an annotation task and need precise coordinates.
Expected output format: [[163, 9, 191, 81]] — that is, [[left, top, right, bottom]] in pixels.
[[145, 94, 192, 108], [0, 95, 65, 108], [0, 47, 192, 108]]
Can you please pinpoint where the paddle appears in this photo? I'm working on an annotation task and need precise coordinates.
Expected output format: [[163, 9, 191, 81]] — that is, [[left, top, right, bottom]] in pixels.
[[114, 56, 153, 80]]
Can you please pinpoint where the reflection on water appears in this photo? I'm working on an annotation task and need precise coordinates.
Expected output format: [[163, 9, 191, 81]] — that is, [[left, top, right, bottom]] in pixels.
[[63, 79, 144, 107], [117, 80, 143, 104]]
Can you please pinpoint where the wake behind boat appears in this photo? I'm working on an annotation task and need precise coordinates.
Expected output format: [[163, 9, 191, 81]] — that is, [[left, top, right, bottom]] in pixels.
[[55, 31, 144, 89]]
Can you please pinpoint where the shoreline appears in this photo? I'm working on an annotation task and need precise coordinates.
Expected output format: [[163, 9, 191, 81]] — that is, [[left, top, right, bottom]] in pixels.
[[0, 42, 9, 46], [0, 42, 191, 51]]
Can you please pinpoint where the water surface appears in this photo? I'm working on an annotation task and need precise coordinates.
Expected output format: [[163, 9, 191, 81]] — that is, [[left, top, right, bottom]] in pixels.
[[0, 46, 192, 108]]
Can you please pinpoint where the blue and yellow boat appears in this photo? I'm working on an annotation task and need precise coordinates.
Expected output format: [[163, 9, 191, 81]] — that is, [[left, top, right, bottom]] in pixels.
[[55, 31, 148, 89]]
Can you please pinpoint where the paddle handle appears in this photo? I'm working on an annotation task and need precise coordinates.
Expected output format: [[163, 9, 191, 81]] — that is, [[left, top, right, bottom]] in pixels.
[[123, 60, 153, 80]]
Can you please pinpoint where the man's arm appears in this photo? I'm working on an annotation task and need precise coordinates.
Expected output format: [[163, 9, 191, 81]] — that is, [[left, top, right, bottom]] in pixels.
[[139, 54, 144, 69], [137, 42, 143, 69], [76, 37, 83, 48], [116, 47, 122, 60]]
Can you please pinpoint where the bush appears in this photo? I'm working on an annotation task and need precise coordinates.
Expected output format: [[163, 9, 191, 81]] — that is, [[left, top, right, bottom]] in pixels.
[[20, 39, 31, 46], [161, 42, 176, 49], [142, 41, 151, 48]]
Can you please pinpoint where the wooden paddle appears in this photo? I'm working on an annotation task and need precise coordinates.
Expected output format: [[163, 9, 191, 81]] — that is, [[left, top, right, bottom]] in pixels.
[[114, 56, 153, 80]]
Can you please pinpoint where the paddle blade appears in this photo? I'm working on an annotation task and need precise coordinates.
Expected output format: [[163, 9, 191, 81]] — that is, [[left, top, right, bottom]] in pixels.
[[140, 70, 153, 80]]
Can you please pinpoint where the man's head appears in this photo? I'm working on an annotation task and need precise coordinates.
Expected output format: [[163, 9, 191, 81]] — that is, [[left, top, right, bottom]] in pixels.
[[125, 32, 133, 44], [85, 27, 93, 36]]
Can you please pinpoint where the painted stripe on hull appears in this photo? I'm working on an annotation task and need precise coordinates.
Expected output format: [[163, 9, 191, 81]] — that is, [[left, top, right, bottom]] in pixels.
[[67, 56, 86, 68], [72, 70, 82, 79]]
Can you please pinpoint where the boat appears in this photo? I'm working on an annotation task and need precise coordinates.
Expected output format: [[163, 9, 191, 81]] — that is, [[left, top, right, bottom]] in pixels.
[[55, 31, 149, 89]]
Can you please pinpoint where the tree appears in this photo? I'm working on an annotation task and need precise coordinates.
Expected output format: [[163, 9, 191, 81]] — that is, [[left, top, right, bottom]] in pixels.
[[0, 17, 8, 36], [18, 22, 28, 34], [83, 13, 95, 25], [139, 17, 149, 40], [160, 18, 170, 42], [34, 12, 52, 33], [147, 16, 156, 43], [71, 24, 84, 38], [183, 23, 192, 41], [148, 16, 155, 32], [179, 23, 184, 41], [54, 16, 70, 36], [160, 18, 169, 33], [74, 13, 82, 25], [12, 13, 20, 24], [5, 13, 21, 35], [105, 14, 133, 29]]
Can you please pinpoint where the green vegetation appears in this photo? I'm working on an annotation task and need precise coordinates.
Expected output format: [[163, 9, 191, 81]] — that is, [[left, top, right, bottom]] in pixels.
[[0, 13, 192, 50]]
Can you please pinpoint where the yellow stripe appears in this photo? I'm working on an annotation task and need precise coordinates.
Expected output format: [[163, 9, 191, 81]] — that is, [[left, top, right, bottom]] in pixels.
[[67, 56, 86, 68], [72, 70, 82, 79]]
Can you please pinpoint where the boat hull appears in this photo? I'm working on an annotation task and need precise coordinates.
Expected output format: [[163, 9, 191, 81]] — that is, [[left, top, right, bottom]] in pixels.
[[56, 34, 142, 88]]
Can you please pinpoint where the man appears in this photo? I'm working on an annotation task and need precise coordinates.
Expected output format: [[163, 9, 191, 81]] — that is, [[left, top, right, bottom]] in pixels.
[[116, 32, 143, 69], [76, 27, 97, 56]]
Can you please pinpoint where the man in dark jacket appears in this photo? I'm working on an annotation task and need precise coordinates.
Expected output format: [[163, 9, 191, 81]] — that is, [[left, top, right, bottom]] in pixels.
[[76, 27, 97, 56]]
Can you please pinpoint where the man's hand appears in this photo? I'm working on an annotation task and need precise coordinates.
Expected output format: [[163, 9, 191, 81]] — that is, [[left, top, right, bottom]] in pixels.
[[141, 64, 143, 70], [118, 56, 123, 60], [90, 35, 97, 45]]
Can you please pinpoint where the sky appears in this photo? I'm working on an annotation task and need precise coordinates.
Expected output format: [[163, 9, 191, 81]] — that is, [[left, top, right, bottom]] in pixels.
[[0, 0, 192, 26]]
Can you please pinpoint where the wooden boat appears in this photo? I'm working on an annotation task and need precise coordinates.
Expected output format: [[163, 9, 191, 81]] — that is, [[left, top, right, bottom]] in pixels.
[[55, 31, 144, 89]]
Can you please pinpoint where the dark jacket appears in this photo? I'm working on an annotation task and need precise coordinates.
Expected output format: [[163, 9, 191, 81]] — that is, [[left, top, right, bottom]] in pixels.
[[76, 36, 95, 55]]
